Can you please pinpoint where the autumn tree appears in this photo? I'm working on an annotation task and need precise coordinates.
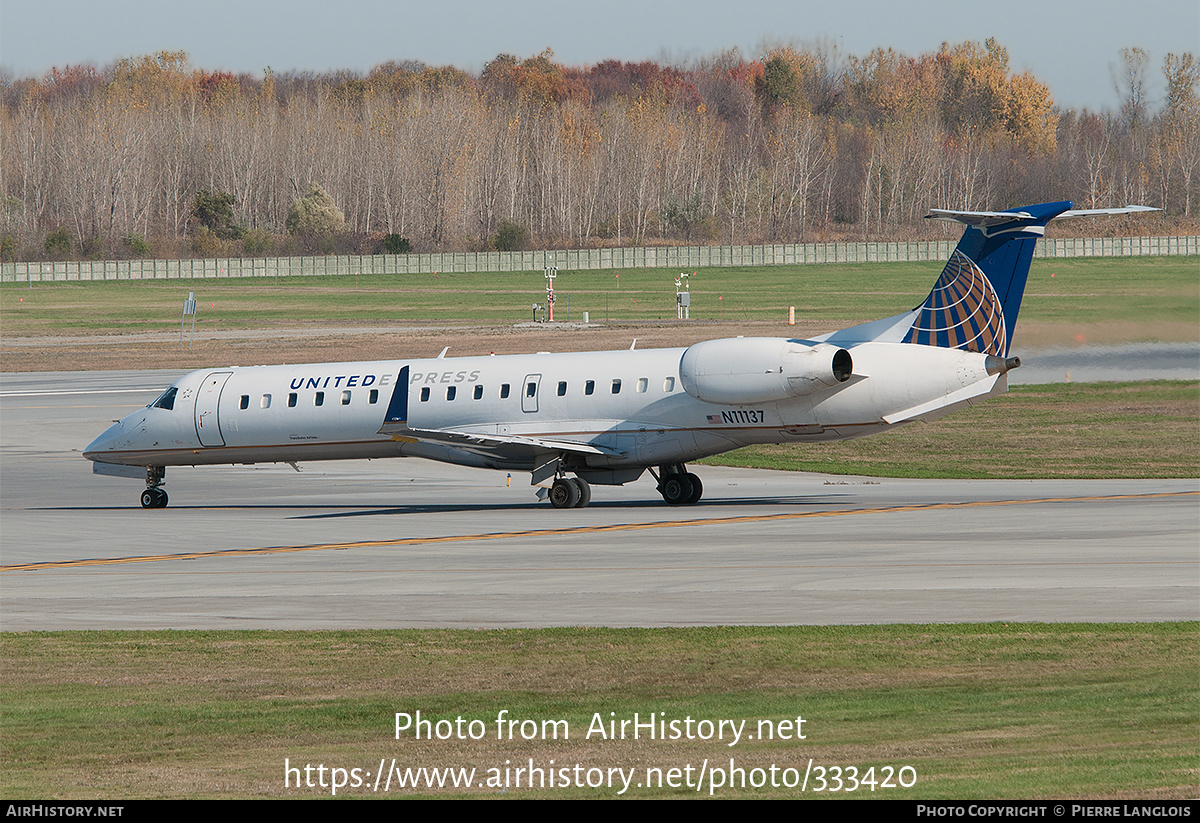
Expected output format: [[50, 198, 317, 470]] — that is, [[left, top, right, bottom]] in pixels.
[[190, 190, 241, 239], [367, 61, 423, 100], [491, 220, 528, 250], [1110, 47, 1154, 206], [286, 183, 346, 235], [759, 54, 804, 110], [1113, 47, 1150, 129], [3, 43, 1195, 263], [845, 49, 942, 230], [513, 49, 564, 104], [1160, 52, 1200, 215], [44, 226, 72, 258], [939, 39, 1011, 138], [480, 54, 520, 98]]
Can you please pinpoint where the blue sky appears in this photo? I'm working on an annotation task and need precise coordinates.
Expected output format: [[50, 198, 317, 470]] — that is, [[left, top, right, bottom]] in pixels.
[[1, 0, 1196, 111]]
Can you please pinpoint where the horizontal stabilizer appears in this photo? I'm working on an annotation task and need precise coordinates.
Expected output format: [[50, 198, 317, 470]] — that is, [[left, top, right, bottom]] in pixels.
[[927, 204, 1158, 226], [925, 208, 1036, 227], [1055, 205, 1160, 219]]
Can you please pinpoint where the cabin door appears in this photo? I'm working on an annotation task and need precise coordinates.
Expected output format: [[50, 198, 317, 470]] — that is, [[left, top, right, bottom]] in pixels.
[[194, 371, 233, 447]]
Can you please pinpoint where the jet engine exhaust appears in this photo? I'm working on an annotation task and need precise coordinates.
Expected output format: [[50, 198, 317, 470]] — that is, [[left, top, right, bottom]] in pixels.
[[986, 355, 1022, 376]]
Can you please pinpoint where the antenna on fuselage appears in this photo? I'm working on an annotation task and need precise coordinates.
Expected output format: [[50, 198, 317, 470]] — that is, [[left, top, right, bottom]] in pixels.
[[437, 347, 449, 358], [629, 339, 638, 350]]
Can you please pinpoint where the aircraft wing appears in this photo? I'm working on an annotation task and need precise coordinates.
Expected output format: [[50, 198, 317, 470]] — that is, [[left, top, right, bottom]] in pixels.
[[377, 421, 624, 458]]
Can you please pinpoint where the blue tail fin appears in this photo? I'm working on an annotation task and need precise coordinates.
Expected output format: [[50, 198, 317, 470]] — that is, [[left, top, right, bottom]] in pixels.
[[905, 201, 1073, 357], [813, 202, 1155, 354]]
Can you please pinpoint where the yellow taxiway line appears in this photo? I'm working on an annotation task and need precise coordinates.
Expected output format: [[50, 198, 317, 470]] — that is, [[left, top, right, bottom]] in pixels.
[[3, 491, 1196, 573]]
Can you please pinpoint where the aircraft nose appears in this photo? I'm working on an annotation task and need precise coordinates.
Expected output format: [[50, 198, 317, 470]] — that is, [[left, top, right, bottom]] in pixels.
[[83, 420, 126, 462]]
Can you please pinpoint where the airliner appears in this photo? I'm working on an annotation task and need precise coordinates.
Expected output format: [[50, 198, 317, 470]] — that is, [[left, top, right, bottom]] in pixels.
[[84, 201, 1155, 508]]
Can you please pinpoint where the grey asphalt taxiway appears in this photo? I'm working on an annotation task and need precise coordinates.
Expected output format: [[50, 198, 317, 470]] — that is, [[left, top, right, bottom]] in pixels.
[[1, 370, 1196, 630]]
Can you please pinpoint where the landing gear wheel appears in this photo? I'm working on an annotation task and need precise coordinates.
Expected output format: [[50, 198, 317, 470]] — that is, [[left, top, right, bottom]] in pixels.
[[684, 472, 703, 504], [570, 477, 591, 508], [140, 488, 167, 509], [549, 477, 581, 509], [660, 473, 695, 505]]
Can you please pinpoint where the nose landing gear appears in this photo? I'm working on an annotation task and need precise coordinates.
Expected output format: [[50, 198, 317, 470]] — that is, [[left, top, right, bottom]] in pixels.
[[140, 467, 168, 509], [140, 487, 169, 508]]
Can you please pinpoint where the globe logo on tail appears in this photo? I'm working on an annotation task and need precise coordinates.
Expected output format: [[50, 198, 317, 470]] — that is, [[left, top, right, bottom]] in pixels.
[[903, 250, 1006, 356]]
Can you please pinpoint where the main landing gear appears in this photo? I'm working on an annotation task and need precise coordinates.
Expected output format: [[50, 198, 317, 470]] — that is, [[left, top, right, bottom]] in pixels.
[[654, 464, 703, 505], [140, 466, 168, 509], [549, 475, 592, 509]]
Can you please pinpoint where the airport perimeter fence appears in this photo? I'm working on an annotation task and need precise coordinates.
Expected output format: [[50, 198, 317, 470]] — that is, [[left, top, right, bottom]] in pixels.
[[2, 235, 1197, 283]]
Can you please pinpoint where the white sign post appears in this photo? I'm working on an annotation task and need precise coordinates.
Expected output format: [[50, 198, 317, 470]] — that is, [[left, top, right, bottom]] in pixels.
[[544, 266, 558, 322], [180, 291, 197, 348]]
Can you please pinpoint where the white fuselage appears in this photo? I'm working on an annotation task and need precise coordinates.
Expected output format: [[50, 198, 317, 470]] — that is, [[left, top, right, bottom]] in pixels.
[[84, 339, 1008, 484]]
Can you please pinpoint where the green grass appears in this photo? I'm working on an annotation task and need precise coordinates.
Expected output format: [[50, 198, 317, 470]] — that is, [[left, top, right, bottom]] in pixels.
[[2, 625, 1195, 798], [2, 256, 1196, 333], [703, 381, 1200, 479], [1012, 256, 1199, 326]]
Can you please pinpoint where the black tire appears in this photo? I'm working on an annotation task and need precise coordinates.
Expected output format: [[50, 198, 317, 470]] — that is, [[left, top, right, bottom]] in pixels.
[[155, 489, 169, 508], [140, 489, 156, 509], [571, 477, 591, 508], [684, 473, 703, 504], [660, 474, 694, 505], [549, 477, 580, 509]]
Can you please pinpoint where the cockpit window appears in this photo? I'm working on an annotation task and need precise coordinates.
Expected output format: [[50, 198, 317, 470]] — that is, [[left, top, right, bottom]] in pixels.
[[151, 387, 177, 411]]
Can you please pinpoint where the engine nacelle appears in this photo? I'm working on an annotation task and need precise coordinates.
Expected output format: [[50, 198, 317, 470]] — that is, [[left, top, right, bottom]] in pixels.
[[678, 338, 853, 405]]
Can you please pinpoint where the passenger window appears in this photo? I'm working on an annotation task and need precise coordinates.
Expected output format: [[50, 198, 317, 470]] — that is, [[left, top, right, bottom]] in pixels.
[[636, 378, 648, 393], [261, 394, 272, 409], [611, 379, 621, 394], [585, 380, 595, 396], [240, 395, 250, 410], [473, 385, 483, 400], [369, 389, 379, 404], [663, 377, 675, 392], [557, 381, 567, 396], [288, 393, 298, 407], [500, 384, 510, 399], [526, 382, 537, 398], [314, 391, 324, 406], [341, 390, 351, 405], [420, 387, 430, 402], [446, 386, 456, 401]]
